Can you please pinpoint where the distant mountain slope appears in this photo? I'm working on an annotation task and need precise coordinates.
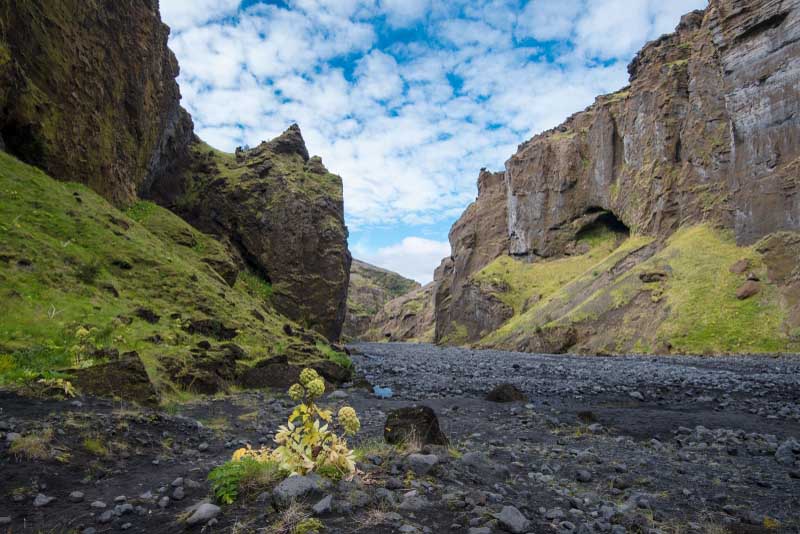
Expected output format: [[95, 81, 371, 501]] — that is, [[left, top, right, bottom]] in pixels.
[[343, 259, 420, 339]]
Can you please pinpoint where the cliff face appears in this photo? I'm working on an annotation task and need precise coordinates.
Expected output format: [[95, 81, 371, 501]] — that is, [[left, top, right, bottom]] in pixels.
[[0, 0, 193, 205], [365, 283, 436, 342], [344, 259, 420, 339], [151, 126, 352, 341], [434, 170, 510, 343], [434, 0, 800, 354]]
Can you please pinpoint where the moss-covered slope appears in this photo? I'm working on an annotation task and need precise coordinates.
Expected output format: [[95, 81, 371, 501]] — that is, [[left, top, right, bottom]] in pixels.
[[344, 259, 420, 339], [472, 225, 800, 355], [0, 151, 341, 400]]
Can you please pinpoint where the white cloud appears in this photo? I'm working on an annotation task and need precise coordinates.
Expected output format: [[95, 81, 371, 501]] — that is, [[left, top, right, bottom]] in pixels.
[[161, 0, 708, 282], [355, 237, 451, 284], [160, 0, 241, 32]]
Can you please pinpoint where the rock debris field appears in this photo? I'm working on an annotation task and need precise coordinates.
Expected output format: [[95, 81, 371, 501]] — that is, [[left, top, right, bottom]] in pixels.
[[1, 342, 799, 533]]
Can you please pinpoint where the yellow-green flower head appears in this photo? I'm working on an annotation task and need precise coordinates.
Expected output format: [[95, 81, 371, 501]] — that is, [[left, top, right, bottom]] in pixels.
[[306, 378, 325, 398], [75, 326, 90, 339], [288, 383, 305, 401], [299, 368, 320, 386], [338, 406, 360, 435]]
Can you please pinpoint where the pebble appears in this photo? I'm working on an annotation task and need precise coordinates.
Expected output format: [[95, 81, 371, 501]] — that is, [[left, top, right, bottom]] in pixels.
[[186, 502, 221, 526], [33, 494, 54, 507], [69, 491, 85, 503]]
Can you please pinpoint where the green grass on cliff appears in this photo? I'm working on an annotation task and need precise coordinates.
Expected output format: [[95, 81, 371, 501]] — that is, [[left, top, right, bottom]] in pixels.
[[473, 225, 632, 314], [0, 151, 324, 396], [476, 224, 794, 355]]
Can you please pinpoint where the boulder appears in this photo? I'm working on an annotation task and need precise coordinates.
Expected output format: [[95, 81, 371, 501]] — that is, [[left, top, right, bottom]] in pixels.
[[736, 281, 761, 300], [272, 474, 331, 508], [486, 383, 527, 403], [384, 406, 448, 446], [495, 505, 530, 534], [70, 354, 158, 406]]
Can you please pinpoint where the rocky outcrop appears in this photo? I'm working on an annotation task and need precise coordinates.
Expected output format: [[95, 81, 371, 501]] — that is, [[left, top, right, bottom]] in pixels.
[[364, 282, 437, 342], [0, 0, 193, 205], [434, 0, 800, 353], [344, 259, 420, 339], [152, 127, 351, 341], [434, 170, 510, 343]]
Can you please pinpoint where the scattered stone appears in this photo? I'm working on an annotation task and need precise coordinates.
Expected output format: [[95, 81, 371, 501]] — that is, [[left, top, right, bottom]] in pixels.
[[33, 494, 54, 507], [186, 502, 221, 526], [172, 486, 185, 500], [312, 495, 333, 515], [496, 505, 530, 533], [90, 501, 107, 509], [273, 474, 329, 507], [629, 391, 645, 401], [69, 491, 85, 503], [406, 453, 439, 475], [736, 281, 761, 300], [576, 470, 593, 483]]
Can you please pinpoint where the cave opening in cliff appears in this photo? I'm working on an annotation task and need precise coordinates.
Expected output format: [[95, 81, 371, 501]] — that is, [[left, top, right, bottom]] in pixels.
[[1, 120, 46, 169], [576, 209, 630, 242]]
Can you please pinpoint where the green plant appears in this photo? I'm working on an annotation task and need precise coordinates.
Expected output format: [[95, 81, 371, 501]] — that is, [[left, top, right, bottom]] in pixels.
[[315, 342, 353, 370], [295, 518, 324, 534], [83, 437, 109, 457]]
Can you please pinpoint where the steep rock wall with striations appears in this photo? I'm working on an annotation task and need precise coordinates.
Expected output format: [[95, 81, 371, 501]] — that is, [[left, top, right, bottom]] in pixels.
[[434, 170, 510, 343], [151, 126, 352, 342], [434, 0, 800, 352], [0, 0, 193, 205]]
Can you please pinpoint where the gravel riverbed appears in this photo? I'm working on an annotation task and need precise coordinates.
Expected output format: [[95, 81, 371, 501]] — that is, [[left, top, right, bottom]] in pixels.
[[1, 343, 798, 533]]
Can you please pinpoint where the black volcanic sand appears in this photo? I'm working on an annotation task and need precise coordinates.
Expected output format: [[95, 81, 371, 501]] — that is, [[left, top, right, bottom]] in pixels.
[[1, 343, 798, 533]]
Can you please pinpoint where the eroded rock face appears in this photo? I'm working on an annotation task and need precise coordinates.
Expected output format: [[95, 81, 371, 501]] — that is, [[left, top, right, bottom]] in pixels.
[[435, 0, 800, 348], [344, 259, 420, 339], [365, 282, 437, 342], [0, 0, 193, 205], [154, 126, 351, 341], [434, 170, 509, 343]]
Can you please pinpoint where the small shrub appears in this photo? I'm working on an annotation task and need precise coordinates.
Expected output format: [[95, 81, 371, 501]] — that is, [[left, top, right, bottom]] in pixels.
[[75, 261, 101, 284], [10, 428, 53, 460], [315, 343, 353, 370], [213, 368, 361, 504], [83, 437, 109, 457], [294, 518, 324, 534]]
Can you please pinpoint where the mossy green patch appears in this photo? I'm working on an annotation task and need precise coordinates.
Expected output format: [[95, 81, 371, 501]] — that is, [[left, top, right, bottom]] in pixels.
[[0, 151, 330, 398], [478, 224, 796, 355], [654, 225, 788, 353]]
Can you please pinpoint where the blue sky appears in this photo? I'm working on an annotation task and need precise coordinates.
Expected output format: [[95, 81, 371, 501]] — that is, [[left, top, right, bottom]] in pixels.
[[160, 0, 707, 283]]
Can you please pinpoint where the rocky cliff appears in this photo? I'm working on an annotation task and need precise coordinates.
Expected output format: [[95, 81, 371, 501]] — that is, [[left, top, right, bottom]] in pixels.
[[344, 259, 420, 339], [364, 282, 437, 342], [150, 126, 352, 341], [0, 0, 353, 400], [0, 0, 193, 204], [434, 0, 800, 354]]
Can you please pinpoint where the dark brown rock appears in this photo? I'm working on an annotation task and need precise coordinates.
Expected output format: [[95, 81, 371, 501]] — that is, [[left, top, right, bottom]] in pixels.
[[486, 383, 527, 403], [736, 281, 761, 300], [164, 344, 246, 394], [639, 271, 669, 283], [153, 126, 350, 341], [70, 355, 158, 407], [384, 406, 448, 447], [730, 259, 751, 275], [134, 308, 160, 324], [0, 0, 193, 204], [184, 319, 238, 341]]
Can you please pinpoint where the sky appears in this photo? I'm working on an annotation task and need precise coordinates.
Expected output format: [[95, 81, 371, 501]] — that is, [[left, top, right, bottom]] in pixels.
[[160, 0, 707, 284]]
